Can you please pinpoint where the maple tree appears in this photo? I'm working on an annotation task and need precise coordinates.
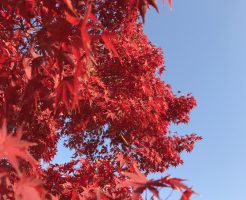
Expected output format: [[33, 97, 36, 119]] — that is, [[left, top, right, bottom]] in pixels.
[[0, 0, 201, 199]]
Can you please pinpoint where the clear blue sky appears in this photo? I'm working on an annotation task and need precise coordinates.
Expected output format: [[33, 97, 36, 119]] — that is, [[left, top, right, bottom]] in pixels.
[[53, 1, 246, 199], [144, 0, 246, 199]]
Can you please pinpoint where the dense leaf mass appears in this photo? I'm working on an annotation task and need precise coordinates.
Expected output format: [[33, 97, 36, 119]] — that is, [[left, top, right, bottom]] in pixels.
[[0, 0, 201, 199]]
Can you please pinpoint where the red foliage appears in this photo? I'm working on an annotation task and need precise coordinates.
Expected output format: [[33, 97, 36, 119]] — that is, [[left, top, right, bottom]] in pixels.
[[0, 0, 201, 199]]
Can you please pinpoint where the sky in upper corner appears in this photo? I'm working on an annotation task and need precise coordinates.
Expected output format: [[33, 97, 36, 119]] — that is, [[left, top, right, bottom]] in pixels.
[[144, 0, 246, 199]]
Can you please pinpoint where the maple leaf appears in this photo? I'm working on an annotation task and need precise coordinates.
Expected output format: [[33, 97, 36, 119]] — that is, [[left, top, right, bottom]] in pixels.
[[80, 185, 99, 199], [51, 195, 59, 200], [63, 0, 76, 14], [14, 176, 44, 200], [158, 66, 165, 75], [95, 188, 113, 200], [0, 120, 37, 173], [116, 152, 127, 168], [163, 0, 173, 10], [138, 0, 148, 23], [65, 11, 80, 25], [71, 190, 80, 200], [22, 57, 32, 80], [118, 164, 160, 199], [180, 188, 194, 200], [102, 31, 120, 58], [168, 0, 173, 10], [137, 0, 159, 22], [80, 1, 92, 59], [106, 111, 116, 120], [161, 176, 188, 191], [26, 0, 36, 8], [118, 164, 194, 200], [148, 0, 159, 12], [55, 77, 74, 109]]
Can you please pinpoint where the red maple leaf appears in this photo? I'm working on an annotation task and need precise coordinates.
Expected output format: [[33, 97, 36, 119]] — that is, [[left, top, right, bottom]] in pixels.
[[102, 31, 120, 59], [55, 77, 74, 109], [14, 175, 44, 200], [0, 119, 37, 173], [118, 164, 194, 200], [118, 164, 161, 199], [180, 188, 194, 200], [163, 0, 173, 10]]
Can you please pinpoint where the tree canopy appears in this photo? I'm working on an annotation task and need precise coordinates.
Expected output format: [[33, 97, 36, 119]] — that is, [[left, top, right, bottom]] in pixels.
[[0, 0, 201, 199]]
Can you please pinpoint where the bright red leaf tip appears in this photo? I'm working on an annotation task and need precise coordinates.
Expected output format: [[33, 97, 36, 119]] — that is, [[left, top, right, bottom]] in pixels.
[[180, 188, 194, 200], [162, 0, 173, 10], [148, 0, 159, 13], [168, 0, 173, 10]]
